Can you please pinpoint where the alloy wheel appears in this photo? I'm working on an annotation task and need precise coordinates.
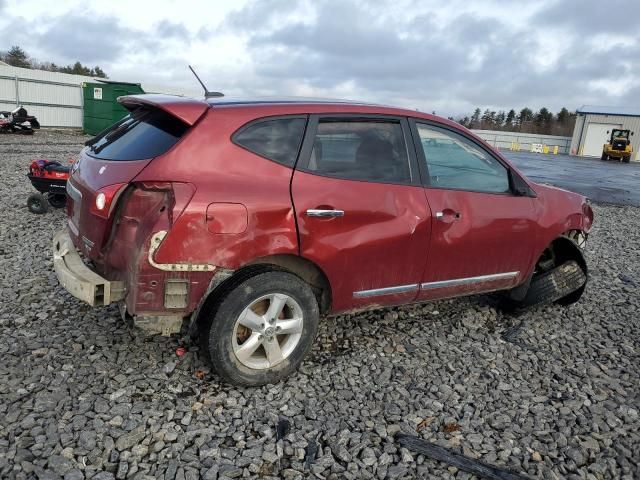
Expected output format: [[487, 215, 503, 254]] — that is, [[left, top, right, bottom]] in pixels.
[[232, 293, 304, 369]]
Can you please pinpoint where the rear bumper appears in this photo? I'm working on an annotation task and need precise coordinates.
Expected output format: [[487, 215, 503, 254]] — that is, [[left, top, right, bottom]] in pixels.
[[53, 229, 125, 306]]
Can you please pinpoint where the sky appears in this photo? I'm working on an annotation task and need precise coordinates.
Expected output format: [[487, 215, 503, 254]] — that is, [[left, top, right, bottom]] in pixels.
[[1, 0, 639, 118]]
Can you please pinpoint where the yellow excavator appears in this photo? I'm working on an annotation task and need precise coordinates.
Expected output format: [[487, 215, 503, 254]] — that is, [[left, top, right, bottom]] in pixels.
[[601, 129, 633, 163]]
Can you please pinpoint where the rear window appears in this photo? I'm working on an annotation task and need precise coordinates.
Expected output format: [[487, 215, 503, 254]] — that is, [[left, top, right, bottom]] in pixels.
[[233, 117, 306, 167], [86, 108, 188, 161]]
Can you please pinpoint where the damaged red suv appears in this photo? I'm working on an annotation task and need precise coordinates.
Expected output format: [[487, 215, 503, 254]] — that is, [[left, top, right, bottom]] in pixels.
[[53, 94, 593, 386]]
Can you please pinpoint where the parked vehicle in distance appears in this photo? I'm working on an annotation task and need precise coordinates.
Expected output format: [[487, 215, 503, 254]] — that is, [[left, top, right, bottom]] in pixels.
[[601, 128, 633, 162], [52, 94, 593, 386], [27, 159, 72, 214], [0, 106, 40, 134]]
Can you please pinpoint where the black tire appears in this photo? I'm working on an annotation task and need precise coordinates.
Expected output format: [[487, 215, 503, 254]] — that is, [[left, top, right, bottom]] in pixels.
[[623, 157, 631, 163], [199, 271, 320, 386], [601, 152, 607, 161], [47, 193, 67, 208], [27, 193, 48, 214], [521, 260, 586, 306]]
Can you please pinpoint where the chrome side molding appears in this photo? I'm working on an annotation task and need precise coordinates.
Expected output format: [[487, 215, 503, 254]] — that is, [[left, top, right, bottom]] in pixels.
[[420, 271, 519, 290], [353, 284, 419, 298], [353, 272, 519, 298]]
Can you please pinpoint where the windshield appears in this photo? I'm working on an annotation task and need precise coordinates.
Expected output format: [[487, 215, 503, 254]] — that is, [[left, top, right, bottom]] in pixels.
[[612, 129, 629, 139], [86, 108, 189, 161]]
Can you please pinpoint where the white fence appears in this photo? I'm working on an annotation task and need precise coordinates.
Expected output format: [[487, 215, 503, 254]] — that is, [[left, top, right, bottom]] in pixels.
[[0, 65, 198, 128], [472, 129, 572, 155]]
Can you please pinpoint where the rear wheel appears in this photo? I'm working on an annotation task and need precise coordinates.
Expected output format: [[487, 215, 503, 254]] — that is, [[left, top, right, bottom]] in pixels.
[[199, 271, 320, 386], [601, 152, 607, 161], [27, 193, 48, 214]]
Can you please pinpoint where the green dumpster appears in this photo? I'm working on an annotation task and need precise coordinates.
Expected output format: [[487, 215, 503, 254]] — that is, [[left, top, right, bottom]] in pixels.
[[82, 80, 144, 135]]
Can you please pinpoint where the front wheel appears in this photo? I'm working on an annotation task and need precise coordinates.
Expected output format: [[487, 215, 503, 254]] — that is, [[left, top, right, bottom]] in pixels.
[[200, 271, 320, 386]]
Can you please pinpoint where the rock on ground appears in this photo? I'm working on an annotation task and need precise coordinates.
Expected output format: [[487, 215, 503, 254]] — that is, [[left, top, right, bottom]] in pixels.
[[0, 131, 639, 479]]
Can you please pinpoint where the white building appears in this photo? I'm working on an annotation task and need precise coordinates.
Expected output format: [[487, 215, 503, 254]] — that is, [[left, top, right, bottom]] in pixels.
[[570, 105, 640, 161]]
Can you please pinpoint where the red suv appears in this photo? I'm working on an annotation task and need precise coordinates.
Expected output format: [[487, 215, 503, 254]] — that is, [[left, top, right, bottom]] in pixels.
[[53, 95, 593, 386]]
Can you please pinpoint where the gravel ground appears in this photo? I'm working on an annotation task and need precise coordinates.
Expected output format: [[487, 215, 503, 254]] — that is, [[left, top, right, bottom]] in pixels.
[[1, 131, 639, 480]]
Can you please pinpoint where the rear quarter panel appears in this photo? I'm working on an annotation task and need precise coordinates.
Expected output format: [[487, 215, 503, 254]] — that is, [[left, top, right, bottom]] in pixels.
[[134, 108, 299, 269]]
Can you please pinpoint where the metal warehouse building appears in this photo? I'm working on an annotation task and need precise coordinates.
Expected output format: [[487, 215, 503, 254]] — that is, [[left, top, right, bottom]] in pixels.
[[571, 105, 640, 161]]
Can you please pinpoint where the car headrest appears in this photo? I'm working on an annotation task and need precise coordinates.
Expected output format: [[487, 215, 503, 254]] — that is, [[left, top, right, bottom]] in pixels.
[[355, 137, 394, 168]]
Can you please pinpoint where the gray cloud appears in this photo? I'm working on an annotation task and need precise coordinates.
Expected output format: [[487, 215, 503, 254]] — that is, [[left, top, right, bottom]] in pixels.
[[155, 20, 191, 42], [4, 14, 195, 67], [2, 0, 640, 116], [36, 15, 136, 63], [534, 0, 640, 35], [228, 0, 640, 114], [225, 0, 295, 33]]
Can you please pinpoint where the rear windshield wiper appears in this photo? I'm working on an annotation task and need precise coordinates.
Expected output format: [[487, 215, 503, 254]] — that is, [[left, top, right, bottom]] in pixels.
[[91, 119, 140, 155]]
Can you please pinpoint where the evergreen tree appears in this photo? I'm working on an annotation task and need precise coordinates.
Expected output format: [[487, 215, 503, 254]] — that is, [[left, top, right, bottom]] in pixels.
[[534, 107, 553, 134], [0, 46, 108, 78], [458, 106, 576, 136], [518, 107, 534, 124], [481, 109, 493, 128], [470, 108, 481, 128], [93, 66, 107, 78], [3, 46, 30, 68], [556, 107, 570, 125]]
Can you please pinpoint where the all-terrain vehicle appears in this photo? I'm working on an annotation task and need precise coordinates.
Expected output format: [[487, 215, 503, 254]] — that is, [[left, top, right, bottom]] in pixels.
[[0, 106, 40, 134], [27, 159, 72, 214], [601, 129, 633, 162]]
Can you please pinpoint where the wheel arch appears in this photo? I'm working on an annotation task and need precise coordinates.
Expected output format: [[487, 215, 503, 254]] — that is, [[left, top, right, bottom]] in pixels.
[[190, 254, 332, 336], [550, 231, 588, 273], [245, 254, 332, 315], [511, 230, 588, 302]]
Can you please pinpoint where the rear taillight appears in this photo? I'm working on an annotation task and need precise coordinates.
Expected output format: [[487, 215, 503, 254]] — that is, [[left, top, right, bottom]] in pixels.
[[90, 183, 126, 218]]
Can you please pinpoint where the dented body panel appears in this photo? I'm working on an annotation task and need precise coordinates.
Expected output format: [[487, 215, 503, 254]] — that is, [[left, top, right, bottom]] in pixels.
[[54, 94, 593, 326], [525, 182, 593, 273], [416, 189, 537, 302], [135, 108, 300, 269], [292, 170, 432, 312]]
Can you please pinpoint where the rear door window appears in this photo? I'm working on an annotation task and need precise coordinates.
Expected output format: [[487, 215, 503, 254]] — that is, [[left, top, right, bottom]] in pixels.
[[305, 120, 412, 184], [86, 108, 188, 161], [233, 117, 307, 167]]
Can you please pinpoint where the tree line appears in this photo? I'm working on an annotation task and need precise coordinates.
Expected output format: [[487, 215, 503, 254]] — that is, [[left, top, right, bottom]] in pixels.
[[455, 107, 576, 136], [0, 46, 108, 78]]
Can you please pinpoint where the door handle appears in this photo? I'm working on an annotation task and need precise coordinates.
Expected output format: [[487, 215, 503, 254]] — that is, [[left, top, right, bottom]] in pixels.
[[435, 210, 461, 221], [306, 209, 345, 218]]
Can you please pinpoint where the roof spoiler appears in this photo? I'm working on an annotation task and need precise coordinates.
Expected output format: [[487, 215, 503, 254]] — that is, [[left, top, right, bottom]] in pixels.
[[117, 94, 209, 126]]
